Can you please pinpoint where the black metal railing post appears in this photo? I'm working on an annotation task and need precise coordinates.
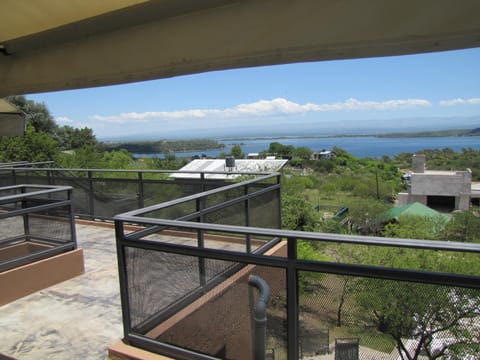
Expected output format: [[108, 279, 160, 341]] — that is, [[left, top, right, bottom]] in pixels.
[[68, 188, 78, 248], [47, 169, 53, 185], [115, 219, 133, 342], [87, 170, 94, 220], [201, 172, 206, 192], [21, 186, 30, 241], [245, 184, 251, 253], [138, 172, 145, 209], [11, 169, 17, 185], [277, 174, 282, 229], [196, 197, 207, 286], [287, 237, 299, 360]]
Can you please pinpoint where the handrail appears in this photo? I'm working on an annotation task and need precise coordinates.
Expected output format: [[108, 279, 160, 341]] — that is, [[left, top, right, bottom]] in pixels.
[[0, 184, 73, 204], [115, 216, 480, 254], [1, 166, 275, 176]]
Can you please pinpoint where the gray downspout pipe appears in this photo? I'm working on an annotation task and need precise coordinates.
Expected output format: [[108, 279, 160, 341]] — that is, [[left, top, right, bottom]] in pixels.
[[249, 275, 271, 360]]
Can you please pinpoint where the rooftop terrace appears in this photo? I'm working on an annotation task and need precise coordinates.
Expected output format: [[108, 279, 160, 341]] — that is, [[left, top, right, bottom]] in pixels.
[[1, 169, 479, 360]]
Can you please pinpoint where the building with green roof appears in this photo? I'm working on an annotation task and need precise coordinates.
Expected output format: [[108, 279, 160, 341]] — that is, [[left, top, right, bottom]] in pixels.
[[383, 202, 450, 223]]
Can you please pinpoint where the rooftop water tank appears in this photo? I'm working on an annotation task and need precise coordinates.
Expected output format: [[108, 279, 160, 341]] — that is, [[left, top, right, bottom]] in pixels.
[[225, 156, 235, 168]]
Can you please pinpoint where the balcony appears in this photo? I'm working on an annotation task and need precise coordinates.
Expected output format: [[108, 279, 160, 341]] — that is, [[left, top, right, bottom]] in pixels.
[[0, 168, 479, 360]]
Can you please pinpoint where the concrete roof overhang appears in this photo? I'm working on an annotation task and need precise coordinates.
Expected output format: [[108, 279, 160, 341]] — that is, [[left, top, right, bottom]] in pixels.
[[1, 0, 480, 97], [0, 98, 25, 136]]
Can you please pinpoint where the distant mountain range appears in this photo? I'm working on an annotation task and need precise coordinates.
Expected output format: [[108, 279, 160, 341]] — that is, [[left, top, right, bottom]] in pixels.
[[99, 115, 479, 141]]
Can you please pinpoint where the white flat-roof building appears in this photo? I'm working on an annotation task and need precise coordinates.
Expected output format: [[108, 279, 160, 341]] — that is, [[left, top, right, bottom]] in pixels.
[[171, 158, 288, 180]]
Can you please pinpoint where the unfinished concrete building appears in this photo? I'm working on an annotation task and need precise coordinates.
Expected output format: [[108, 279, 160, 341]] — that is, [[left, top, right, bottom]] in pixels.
[[398, 154, 475, 211]]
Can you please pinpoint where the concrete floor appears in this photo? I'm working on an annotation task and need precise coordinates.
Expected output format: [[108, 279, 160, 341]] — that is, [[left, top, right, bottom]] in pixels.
[[0, 222, 257, 360], [0, 223, 123, 360]]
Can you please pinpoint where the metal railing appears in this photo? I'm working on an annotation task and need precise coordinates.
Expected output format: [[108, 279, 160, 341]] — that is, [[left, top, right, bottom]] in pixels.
[[0, 184, 76, 272], [114, 175, 480, 360], [0, 167, 275, 221]]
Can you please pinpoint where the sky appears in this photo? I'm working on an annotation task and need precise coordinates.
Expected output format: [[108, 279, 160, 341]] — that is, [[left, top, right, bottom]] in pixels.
[[28, 48, 480, 140]]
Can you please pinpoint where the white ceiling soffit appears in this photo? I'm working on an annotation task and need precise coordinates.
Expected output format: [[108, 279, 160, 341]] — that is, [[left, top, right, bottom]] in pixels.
[[1, 0, 480, 97]]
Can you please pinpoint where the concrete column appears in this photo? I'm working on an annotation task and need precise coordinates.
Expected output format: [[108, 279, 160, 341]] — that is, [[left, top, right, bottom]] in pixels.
[[455, 194, 470, 211], [412, 154, 425, 173]]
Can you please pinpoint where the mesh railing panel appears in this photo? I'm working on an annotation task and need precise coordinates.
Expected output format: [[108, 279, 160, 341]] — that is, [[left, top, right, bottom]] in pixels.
[[298, 271, 480, 360], [143, 181, 191, 208], [205, 186, 244, 209], [0, 216, 24, 240], [300, 239, 480, 277], [249, 189, 280, 229], [125, 247, 205, 330], [51, 177, 91, 215], [141, 199, 198, 220], [0, 171, 14, 187], [27, 206, 72, 243], [13, 173, 51, 186], [91, 178, 139, 218], [204, 200, 247, 226]]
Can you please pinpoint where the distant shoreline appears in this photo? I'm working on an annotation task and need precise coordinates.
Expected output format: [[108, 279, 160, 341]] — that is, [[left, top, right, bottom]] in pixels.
[[217, 128, 479, 142], [104, 128, 480, 154]]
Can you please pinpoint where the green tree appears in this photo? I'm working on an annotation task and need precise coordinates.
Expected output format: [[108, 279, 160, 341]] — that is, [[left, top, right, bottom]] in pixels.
[[294, 146, 312, 160], [443, 208, 480, 243], [297, 240, 332, 293], [345, 198, 391, 235], [56, 145, 105, 168], [0, 125, 59, 163], [282, 194, 317, 231], [230, 144, 244, 159], [268, 142, 295, 158], [55, 125, 99, 150], [102, 149, 135, 169], [356, 280, 480, 360], [383, 215, 448, 240]]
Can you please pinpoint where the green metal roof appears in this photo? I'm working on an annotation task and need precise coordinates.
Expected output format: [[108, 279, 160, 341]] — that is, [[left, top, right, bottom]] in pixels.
[[384, 202, 449, 222]]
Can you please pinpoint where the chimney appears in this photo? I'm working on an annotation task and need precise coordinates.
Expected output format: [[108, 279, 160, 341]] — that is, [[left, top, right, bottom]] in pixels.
[[412, 154, 425, 173]]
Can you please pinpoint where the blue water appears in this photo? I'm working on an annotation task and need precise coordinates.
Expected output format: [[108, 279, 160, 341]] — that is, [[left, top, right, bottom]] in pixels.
[[133, 136, 480, 159]]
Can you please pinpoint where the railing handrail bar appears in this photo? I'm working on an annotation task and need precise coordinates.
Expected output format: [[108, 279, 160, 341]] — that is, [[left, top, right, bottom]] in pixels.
[[117, 235, 480, 289], [0, 199, 73, 218], [1, 167, 276, 176], [117, 173, 279, 217], [0, 161, 55, 168], [115, 216, 480, 254], [0, 184, 72, 203]]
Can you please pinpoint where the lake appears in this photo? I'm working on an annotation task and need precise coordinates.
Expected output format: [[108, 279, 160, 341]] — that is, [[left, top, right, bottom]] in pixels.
[[133, 136, 480, 159]]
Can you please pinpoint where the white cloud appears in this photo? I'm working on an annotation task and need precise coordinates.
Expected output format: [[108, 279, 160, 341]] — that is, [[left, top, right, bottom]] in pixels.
[[90, 97, 432, 123], [56, 116, 74, 123], [439, 97, 480, 106]]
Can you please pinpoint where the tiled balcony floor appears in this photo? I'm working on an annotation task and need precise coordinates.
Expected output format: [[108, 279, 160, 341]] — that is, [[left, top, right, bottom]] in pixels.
[[0, 223, 123, 360], [0, 222, 257, 360]]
